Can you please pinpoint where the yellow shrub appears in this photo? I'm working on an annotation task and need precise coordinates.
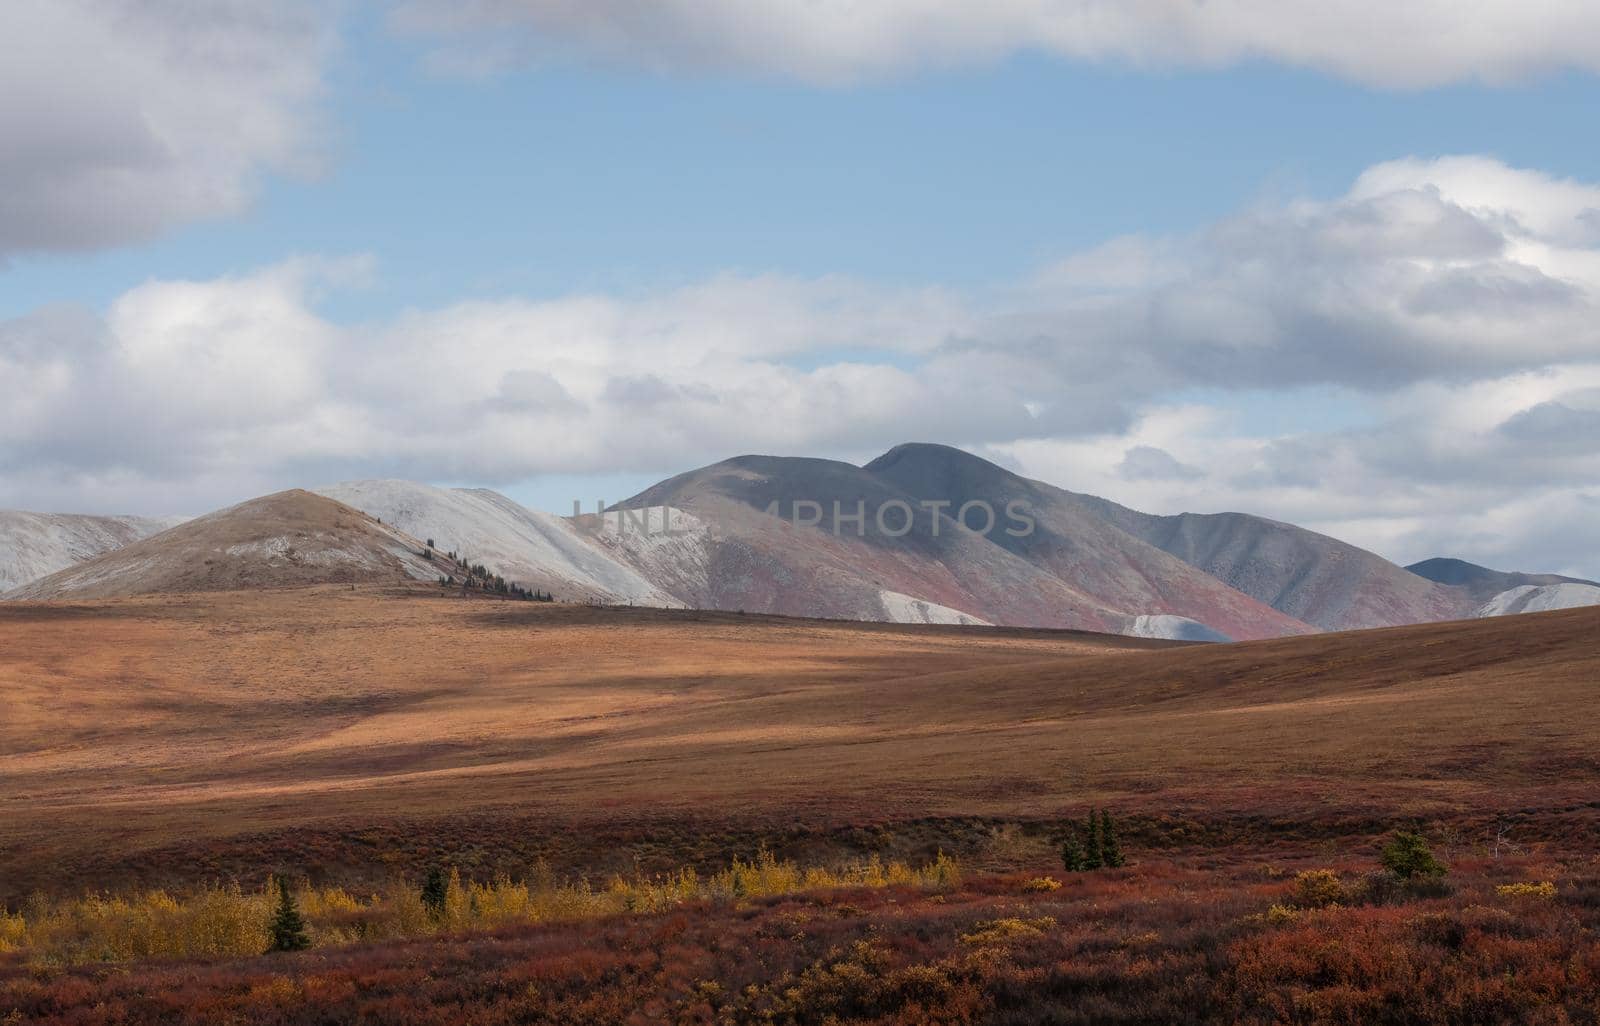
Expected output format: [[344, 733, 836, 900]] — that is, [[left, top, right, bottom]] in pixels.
[[0, 911, 25, 952], [1265, 903, 1302, 925], [1496, 881, 1556, 900], [1022, 877, 1062, 893], [300, 887, 362, 917], [469, 875, 533, 924], [923, 851, 961, 889], [178, 883, 271, 958], [1292, 869, 1345, 909], [959, 916, 1056, 947]]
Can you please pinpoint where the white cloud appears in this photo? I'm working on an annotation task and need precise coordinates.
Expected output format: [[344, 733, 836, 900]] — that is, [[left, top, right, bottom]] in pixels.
[[1000, 155, 1600, 395], [0, 0, 332, 257], [5, 154, 1600, 574], [390, 0, 1600, 88]]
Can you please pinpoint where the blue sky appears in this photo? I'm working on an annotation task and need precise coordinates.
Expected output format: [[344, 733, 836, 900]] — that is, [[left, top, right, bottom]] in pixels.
[[4, 1, 1600, 575], [7, 25, 1598, 318]]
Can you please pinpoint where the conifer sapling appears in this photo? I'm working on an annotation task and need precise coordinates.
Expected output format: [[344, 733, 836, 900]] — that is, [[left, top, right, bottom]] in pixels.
[[1082, 809, 1105, 870], [268, 877, 311, 952]]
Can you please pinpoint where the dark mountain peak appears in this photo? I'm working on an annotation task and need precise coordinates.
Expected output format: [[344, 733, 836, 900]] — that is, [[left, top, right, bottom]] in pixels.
[[1406, 556, 1596, 599], [865, 442, 1037, 499], [621, 453, 890, 511], [717, 453, 861, 478], [1406, 557, 1497, 586], [868, 442, 1008, 474]]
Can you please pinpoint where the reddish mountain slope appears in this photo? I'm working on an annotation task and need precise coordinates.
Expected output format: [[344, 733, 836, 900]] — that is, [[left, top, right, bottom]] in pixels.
[[864, 444, 1315, 639], [618, 450, 1311, 638]]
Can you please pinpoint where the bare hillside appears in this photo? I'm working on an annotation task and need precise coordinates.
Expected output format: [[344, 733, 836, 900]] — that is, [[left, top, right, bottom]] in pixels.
[[5, 491, 441, 600]]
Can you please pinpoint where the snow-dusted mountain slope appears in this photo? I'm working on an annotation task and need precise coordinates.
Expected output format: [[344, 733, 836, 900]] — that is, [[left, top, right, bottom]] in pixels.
[[1476, 582, 1600, 617], [314, 480, 677, 605], [1126, 614, 1232, 643], [879, 590, 991, 626], [0, 511, 184, 592], [582, 505, 711, 607]]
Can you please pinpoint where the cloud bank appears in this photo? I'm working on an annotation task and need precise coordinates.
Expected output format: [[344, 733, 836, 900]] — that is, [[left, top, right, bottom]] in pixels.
[[5, 155, 1599, 573], [392, 0, 1600, 87]]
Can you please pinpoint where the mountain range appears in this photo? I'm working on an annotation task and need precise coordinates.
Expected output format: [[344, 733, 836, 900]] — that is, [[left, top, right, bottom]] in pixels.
[[5, 442, 1595, 637]]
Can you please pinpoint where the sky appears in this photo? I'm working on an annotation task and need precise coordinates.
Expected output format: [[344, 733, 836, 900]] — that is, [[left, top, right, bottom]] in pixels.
[[3, 1, 1600, 578]]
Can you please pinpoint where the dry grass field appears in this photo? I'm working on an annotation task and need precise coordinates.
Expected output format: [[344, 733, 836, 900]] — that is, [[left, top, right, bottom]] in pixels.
[[4, 586, 1597, 897]]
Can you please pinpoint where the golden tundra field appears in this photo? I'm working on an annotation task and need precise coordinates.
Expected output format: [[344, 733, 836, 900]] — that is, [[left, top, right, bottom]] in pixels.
[[5, 586, 1600, 1024], [3, 585, 1597, 898]]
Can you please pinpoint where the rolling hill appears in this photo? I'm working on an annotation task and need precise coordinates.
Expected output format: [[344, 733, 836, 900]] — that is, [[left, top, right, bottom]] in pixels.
[[4, 490, 442, 600]]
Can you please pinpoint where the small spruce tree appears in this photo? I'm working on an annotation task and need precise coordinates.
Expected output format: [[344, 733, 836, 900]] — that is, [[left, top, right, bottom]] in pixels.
[[421, 865, 449, 919], [1381, 830, 1447, 879], [1082, 809, 1105, 870], [1060, 829, 1085, 872], [1100, 809, 1125, 868], [267, 877, 311, 952]]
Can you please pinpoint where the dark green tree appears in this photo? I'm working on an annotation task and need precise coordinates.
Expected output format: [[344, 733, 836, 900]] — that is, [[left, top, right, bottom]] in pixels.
[[267, 877, 310, 952], [1100, 809, 1125, 868], [1381, 830, 1447, 879], [421, 865, 449, 918], [1060, 828, 1084, 872], [1082, 809, 1104, 870]]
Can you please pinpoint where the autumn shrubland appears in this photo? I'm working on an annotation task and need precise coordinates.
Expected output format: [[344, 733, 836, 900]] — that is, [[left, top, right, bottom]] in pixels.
[[3, 590, 1599, 1022], [0, 849, 959, 966], [3, 845, 1597, 1025]]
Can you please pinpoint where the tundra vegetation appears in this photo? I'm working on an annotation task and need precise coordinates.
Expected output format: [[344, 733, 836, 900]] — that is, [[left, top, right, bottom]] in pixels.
[[0, 849, 958, 965], [3, 828, 1598, 1025]]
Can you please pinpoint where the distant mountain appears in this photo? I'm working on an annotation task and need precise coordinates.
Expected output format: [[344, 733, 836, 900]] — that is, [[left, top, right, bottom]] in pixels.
[[6, 491, 440, 600], [314, 480, 676, 605], [1074, 502, 1470, 632], [612, 453, 1121, 630], [600, 448, 1308, 638], [0, 511, 183, 592], [14, 443, 1580, 640], [1406, 557, 1598, 602], [862, 443, 1309, 639]]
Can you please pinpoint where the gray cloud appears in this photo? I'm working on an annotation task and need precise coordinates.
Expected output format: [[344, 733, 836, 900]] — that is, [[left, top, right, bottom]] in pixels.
[[1497, 397, 1600, 452], [0, 1, 332, 257], [1117, 445, 1204, 482], [390, 0, 1600, 88]]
